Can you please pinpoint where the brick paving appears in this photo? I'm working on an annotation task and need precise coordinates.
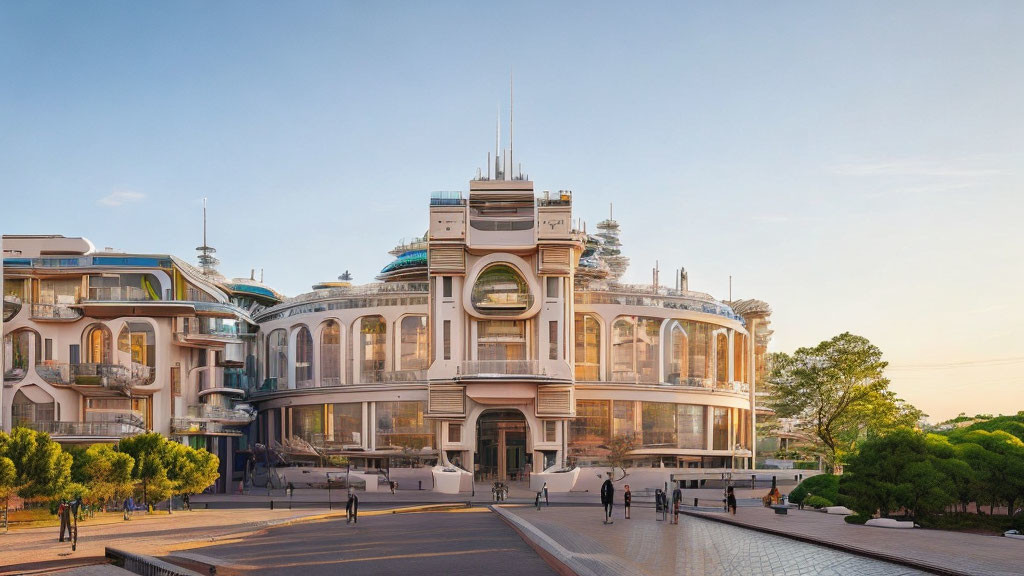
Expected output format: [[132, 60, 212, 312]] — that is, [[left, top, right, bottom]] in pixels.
[[502, 505, 943, 576]]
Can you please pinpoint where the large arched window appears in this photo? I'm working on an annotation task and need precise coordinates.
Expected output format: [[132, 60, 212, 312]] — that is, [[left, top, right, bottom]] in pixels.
[[716, 333, 729, 385], [733, 333, 747, 384], [574, 314, 601, 381], [359, 316, 386, 383], [295, 326, 313, 388], [399, 315, 428, 371], [12, 387, 55, 427], [266, 329, 288, 384], [320, 321, 341, 387], [3, 329, 40, 383], [665, 322, 688, 385], [609, 317, 661, 383], [117, 322, 156, 385], [682, 320, 713, 381], [84, 325, 112, 364], [471, 264, 533, 315]]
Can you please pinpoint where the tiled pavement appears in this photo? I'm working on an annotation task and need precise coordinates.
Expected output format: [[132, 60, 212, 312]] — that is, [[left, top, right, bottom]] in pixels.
[[501, 505, 942, 576]]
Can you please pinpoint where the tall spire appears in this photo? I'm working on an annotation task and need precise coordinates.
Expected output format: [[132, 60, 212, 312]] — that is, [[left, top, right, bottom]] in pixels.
[[509, 68, 514, 180], [196, 197, 221, 276]]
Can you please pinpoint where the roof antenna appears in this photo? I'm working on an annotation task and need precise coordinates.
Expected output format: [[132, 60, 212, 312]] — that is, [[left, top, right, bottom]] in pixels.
[[509, 68, 514, 180], [495, 104, 501, 179]]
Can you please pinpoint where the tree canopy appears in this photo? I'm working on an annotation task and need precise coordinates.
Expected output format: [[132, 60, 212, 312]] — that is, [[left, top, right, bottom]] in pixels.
[[0, 428, 72, 500]]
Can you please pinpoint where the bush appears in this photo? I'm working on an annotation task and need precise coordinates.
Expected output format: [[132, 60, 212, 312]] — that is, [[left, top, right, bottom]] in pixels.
[[793, 461, 820, 470], [845, 513, 871, 525], [804, 495, 834, 509], [788, 474, 839, 505]]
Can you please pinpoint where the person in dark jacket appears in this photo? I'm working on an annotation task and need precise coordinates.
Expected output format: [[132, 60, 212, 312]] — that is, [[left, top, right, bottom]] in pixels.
[[58, 500, 70, 542], [346, 490, 359, 524], [672, 485, 682, 524], [623, 484, 632, 519], [727, 486, 737, 515], [600, 475, 615, 524]]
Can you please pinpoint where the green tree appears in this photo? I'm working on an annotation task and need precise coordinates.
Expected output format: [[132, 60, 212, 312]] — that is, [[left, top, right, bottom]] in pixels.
[[0, 427, 72, 500], [767, 333, 922, 470], [165, 442, 219, 496], [117, 433, 173, 506], [948, 430, 1024, 516], [81, 444, 135, 506]]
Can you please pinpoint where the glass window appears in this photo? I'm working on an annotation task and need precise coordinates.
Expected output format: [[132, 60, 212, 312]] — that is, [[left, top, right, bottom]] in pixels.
[[12, 388, 55, 426], [448, 422, 462, 443], [295, 327, 313, 388], [665, 322, 688, 384], [716, 333, 729, 384], [733, 333, 747, 383], [569, 400, 610, 455], [677, 405, 706, 449], [375, 401, 433, 450], [546, 277, 559, 299], [266, 329, 288, 382], [359, 316, 386, 383], [4, 329, 39, 382], [85, 325, 112, 364], [400, 315, 429, 371], [443, 320, 451, 360], [477, 320, 526, 361], [331, 402, 363, 445], [574, 314, 601, 381], [641, 402, 677, 447], [679, 320, 712, 380], [736, 409, 750, 450], [442, 276, 453, 299], [544, 420, 557, 443], [321, 321, 341, 386], [610, 318, 634, 381], [471, 264, 533, 315], [636, 317, 661, 382], [548, 321, 558, 360], [610, 317, 661, 383], [116, 322, 156, 384], [612, 400, 636, 437], [292, 404, 324, 442], [713, 407, 730, 450]]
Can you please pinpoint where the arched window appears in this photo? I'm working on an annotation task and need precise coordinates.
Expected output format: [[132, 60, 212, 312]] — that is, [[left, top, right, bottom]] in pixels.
[[117, 322, 156, 385], [733, 333, 747, 384], [716, 333, 729, 385], [399, 315, 428, 371], [683, 321, 712, 381], [84, 325, 112, 364], [3, 329, 40, 383], [574, 313, 601, 381], [665, 322, 688, 385], [609, 317, 661, 383], [320, 321, 341, 387], [295, 326, 313, 388], [471, 264, 533, 315], [359, 316, 386, 383], [266, 329, 288, 384], [12, 387, 55, 427]]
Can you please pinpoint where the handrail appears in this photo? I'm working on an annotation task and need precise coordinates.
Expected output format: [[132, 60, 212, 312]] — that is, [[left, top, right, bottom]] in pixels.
[[23, 421, 145, 437], [460, 360, 542, 377]]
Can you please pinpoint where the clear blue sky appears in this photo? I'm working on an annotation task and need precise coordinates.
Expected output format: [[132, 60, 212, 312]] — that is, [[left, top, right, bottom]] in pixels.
[[2, 1, 1022, 421]]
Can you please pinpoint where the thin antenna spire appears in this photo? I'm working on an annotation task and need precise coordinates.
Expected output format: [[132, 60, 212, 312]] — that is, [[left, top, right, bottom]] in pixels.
[[202, 197, 207, 248], [610, 203, 613, 220], [495, 104, 501, 179], [509, 68, 514, 180]]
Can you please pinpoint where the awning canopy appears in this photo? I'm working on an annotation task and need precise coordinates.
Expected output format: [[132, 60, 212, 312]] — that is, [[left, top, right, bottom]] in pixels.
[[15, 384, 54, 404]]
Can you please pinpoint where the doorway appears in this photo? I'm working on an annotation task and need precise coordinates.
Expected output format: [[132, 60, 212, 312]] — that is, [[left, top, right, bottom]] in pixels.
[[476, 410, 529, 481]]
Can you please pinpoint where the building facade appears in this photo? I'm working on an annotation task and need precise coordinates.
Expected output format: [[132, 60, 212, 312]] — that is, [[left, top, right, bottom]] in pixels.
[[2, 167, 772, 493]]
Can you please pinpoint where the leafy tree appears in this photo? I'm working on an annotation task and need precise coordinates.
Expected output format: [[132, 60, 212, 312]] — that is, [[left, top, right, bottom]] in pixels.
[[116, 433, 219, 505], [947, 430, 1024, 516], [0, 427, 72, 500], [767, 333, 923, 470], [165, 442, 219, 496], [81, 444, 135, 505]]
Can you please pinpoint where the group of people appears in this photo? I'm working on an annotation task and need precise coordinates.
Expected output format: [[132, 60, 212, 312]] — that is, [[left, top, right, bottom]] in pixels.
[[599, 475, 739, 524]]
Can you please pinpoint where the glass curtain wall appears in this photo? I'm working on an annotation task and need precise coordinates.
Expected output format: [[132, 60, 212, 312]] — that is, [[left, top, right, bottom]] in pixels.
[[574, 313, 601, 380], [716, 333, 729, 385], [570, 400, 610, 456], [609, 317, 661, 383], [612, 400, 636, 436], [677, 405, 706, 449], [713, 407, 730, 450], [320, 321, 341, 386], [375, 401, 433, 449], [399, 315, 429, 371], [360, 316, 387, 383], [665, 322, 688, 384], [291, 404, 324, 442], [266, 329, 288, 385], [331, 402, 363, 445], [295, 327, 313, 388]]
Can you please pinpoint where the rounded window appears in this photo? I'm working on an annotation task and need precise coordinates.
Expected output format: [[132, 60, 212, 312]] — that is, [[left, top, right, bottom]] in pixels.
[[471, 264, 533, 316]]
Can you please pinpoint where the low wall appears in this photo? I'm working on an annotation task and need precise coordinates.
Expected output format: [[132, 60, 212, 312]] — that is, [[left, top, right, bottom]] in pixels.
[[106, 547, 203, 576]]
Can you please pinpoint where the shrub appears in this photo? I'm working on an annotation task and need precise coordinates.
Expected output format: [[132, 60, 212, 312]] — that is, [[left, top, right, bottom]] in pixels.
[[845, 513, 871, 525], [788, 474, 839, 505], [793, 461, 820, 470], [804, 495, 834, 509]]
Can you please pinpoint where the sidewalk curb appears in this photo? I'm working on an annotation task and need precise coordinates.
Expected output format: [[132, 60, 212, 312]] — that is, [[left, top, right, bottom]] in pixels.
[[682, 510, 959, 576], [490, 505, 593, 576]]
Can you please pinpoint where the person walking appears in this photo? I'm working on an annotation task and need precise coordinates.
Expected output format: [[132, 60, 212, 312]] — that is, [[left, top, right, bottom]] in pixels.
[[128, 496, 135, 519], [389, 480, 396, 494], [123, 497, 131, 521], [183, 493, 191, 512], [727, 486, 737, 515], [623, 484, 632, 519], [346, 490, 359, 524], [543, 482, 549, 506], [600, 474, 615, 524], [58, 500, 70, 542], [671, 485, 682, 525]]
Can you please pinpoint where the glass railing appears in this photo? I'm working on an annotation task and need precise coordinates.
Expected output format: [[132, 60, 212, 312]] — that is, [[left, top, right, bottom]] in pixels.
[[30, 303, 83, 320], [460, 360, 542, 377], [36, 362, 154, 388], [382, 369, 427, 382], [86, 286, 149, 301], [185, 404, 254, 424], [23, 420, 144, 437], [171, 419, 235, 435]]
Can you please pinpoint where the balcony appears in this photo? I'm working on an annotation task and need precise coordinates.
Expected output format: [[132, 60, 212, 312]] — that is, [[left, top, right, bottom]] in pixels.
[[22, 420, 145, 439], [30, 303, 83, 322], [86, 286, 149, 302], [174, 317, 243, 347], [185, 404, 255, 425], [35, 362, 154, 391], [459, 360, 544, 378], [171, 419, 242, 436], [3, 295, 22, 321]]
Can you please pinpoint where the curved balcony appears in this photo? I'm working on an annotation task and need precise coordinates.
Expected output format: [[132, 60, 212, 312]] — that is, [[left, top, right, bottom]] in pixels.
[[458, 360, 545, 379], [3, 295, 23, 322], [30, 303, 83, 322], [22, 420, 145, 440], [36, 362, 154, 391]]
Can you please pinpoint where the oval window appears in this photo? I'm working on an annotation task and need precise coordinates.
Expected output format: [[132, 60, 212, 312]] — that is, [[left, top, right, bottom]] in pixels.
[[471, 264, 533, 315]]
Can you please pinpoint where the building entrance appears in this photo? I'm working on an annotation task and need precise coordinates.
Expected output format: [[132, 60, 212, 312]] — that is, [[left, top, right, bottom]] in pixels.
[[476, 410, 529, 481]]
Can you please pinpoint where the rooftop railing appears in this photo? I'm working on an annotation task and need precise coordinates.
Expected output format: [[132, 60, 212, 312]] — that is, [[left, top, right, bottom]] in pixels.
[[459, 360, 542, 377], [430, 191, 465, 206], [381, 369, 427, 383]]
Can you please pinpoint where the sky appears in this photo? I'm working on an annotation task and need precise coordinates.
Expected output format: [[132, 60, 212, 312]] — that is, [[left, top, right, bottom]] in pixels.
[[2, 1, 1022, 422]]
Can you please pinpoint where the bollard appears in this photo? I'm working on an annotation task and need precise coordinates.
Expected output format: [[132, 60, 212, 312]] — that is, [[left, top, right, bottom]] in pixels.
[[270, 500, 274, 510], [419, 480, 422, 490], [694, 498, 698, 507]]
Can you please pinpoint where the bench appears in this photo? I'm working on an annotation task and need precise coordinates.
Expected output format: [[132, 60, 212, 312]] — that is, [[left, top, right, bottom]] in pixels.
[[770, 505, 788, 515]]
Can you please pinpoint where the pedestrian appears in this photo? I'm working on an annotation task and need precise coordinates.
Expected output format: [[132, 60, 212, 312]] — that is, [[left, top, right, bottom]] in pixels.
[[58, 500, 69, 542], [123, 497, 130, 521], [389, 480, 396, 494], [727, 486, 737, 515], [672, 485, 682, 524], [623, 484, 631, 519], [543, 482, 549, 506], [183, 493, 191, 512], [346, 490, 359, 524], [600, 474, 615, 524]]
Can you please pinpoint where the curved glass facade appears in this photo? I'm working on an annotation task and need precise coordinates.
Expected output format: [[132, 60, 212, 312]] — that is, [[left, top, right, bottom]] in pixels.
[[320, 320, 341, 387]]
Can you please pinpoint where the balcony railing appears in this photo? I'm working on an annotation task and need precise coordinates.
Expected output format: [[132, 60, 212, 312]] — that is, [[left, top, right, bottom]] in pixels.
[[30, 303, 83, 321], [171, 419, 238, 435], [459, 360, 542, 377], [35, 362, 154, 389], [86, 286, 149, 302], [185, 404, 254, 424], [23, 420, 145, 438], [382, 369, 427, 382]]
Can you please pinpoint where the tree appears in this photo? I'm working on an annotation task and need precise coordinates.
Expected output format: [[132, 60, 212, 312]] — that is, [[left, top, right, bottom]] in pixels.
[[117, 433, 173, 506], [606, 433, 637, 481], [767, 333, 922, 470], [165, 442, 219, 496], [947, 429, 1024, 517], [0, 427, 72, 500], [81, 445, 135, 506]]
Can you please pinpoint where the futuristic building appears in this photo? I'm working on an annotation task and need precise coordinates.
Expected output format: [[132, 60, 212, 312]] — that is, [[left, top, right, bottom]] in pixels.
[[2, 160, 772, 494]]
